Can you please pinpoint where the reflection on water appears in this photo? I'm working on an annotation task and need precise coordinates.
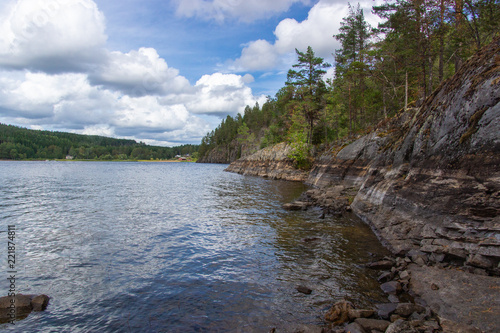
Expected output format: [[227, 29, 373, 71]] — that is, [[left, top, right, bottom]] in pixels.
[[0, 161, 390, 332]]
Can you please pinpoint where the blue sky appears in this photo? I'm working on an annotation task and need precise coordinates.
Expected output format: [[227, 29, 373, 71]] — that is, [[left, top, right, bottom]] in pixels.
[[0, 0, 383, 146]]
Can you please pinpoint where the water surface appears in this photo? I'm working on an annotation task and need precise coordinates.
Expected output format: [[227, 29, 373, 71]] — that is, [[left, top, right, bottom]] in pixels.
[[0, 161, 390, 332]]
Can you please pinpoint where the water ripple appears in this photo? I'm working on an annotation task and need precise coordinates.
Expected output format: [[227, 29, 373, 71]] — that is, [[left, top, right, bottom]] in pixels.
[[0, 161, 390, 332]]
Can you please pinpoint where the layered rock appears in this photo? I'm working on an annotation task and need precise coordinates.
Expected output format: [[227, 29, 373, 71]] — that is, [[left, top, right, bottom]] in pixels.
[[306, 37, 500, 273], [197, 144, 239, 164], [225, 142, 308, 181]]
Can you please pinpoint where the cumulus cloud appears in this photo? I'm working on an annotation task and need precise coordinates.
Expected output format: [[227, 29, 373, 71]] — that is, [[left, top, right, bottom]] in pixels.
[[186, 73, 267, 116], [0, 0, 107, 73], [0, 0, 267, 145], [0, 69, 211, 144], [0, 72, 94, 120], [174, 0, 311, 23], [90, 48, 193, 97], [229, 0, 384, 72]]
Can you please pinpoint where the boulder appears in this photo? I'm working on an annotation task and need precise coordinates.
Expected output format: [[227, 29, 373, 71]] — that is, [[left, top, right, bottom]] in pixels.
[[354, 318, 390, 332], [394, 303, 425, 317], [296, 285, 312, 295], [385, 319, 418, 333], [283, 201, 310, 211], [344, 322, 366, 333], [32, 295, 50, 312], [325, 300, 354, 325], [375, 303, 397, 319], [347, 309, 375, 320], [380, 281, 401, 294], [367, 260, 394, 270], [0, 294, 49, 322], [0, 294, 32, 317]]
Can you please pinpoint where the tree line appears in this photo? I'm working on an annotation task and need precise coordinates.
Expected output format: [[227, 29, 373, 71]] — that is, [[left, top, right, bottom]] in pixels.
[[0, 123, 199, 160], [198, 0, 499, 166]]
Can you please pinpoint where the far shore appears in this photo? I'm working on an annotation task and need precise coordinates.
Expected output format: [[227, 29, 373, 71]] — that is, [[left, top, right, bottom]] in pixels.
[[0, 159, 197, 163]]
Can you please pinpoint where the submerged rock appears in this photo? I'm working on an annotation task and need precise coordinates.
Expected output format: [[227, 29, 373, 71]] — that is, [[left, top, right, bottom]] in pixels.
[[296, 285, 313, 295]]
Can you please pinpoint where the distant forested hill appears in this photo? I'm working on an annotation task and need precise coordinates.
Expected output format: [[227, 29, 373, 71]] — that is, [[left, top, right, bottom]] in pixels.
[[0, 123, 198, 160]]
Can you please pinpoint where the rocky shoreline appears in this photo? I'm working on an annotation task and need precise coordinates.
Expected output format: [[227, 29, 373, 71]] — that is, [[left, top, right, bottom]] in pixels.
[[225, 38, 500, 332]]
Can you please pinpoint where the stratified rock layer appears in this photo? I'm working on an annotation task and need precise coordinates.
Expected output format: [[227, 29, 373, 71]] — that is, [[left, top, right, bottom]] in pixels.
[[310, 37, 500, 273], [225, 142, 308, 181]]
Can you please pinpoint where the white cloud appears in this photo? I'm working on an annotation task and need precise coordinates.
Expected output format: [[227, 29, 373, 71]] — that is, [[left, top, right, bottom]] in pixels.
[[90, 48, 193, 97], [0, 72, 93, 120], [229, 0, 385, 72], [186, 73, 267, 116], [174, 0, 311, 23], [0, 0, 107, 72], [113, 96, 189, 132]]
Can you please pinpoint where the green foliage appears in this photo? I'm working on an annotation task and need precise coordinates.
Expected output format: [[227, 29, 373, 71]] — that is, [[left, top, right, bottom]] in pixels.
[[0, 123, 199, 161]]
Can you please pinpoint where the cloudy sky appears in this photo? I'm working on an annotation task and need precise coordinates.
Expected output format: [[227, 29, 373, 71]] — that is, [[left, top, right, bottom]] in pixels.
[[0, 0, 383, 146]]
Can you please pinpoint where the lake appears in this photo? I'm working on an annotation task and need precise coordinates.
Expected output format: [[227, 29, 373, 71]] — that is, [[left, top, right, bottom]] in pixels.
[[0, 161, 390, 332]]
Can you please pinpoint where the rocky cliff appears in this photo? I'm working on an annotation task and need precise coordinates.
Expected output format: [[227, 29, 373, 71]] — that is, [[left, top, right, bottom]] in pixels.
[[312, 37, 499, 274], [224, 142, 308, 181], [197, 144, 239, 164], [226, 37, 500, 274]]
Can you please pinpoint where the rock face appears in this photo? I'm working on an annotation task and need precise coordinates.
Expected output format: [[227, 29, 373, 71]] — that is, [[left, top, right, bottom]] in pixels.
[[306, 37, 500, 273], [225, 142, 308, 181], [197, 144, 239, 164]]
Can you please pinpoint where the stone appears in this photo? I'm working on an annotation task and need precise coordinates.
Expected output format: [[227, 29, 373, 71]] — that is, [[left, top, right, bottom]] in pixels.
[[31, 295, 50, 312], [399, 270, 410, 280], [380, 281, 401, 294], [283, 201, 309, 211], [466, 254, 493, 269], [296, 285, 312, 295], [377, 271, 392, 283], [385, 319, 418, 333], [0, 294, 33, 317], [388, 294, 399, 303], [395, 303, 425, 317], [414, 256, 427, 267], [367, 260, 394, 270], [423, 320, 441, 331], [354, 318, 390, 332], [325, 300, 354, 325], [344, 322, 366, 333], [347, 309, 375, 320], [376, 303, 397, 319]]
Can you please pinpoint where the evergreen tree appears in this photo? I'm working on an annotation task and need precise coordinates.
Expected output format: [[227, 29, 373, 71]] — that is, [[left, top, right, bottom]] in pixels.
[[286, 46, 331, 145]]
